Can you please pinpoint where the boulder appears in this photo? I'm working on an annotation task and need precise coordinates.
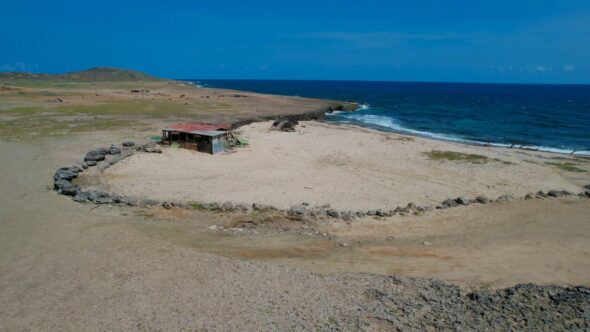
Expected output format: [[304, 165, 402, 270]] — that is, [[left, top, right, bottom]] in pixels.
[[201, 202, 221, 210], [54, 167, 79, 181], [340, 211, 354, 221], [139, 198, 159, 207], [95, 196, 114, 204], [122, 141, 135, 147], [442, 199, 459, 208], [108, 145, 121, 155], [585, 190, 590, 198], [326, 209, 340, 218], [73, 191, 90, 202], [54, 178, 72, 190], [86, 160, 97, 167], [367, 210, 378, 216], [355, 211, 366, 218], [496, 195, 514, 202], [84, 149, 106, 162], [252, 203, 274, 212], [536, 191, 548, 198], [220, 201, 234, 211], [272, 119, 298, 132], [524, 193, 535, 200], [456, 197, 470, 206], [60, 184, 80, 196], [547, 190, 565, 198], [475, 196, 490, 204], [289, 205, 307, 216], [234, 203, 251, 212]]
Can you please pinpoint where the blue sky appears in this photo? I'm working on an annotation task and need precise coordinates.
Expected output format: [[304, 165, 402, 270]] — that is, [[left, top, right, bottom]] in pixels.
[[1, 0, 590, 83]]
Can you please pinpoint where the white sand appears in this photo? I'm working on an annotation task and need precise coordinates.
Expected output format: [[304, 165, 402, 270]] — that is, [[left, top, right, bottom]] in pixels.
[[105, 121, 582, 210]]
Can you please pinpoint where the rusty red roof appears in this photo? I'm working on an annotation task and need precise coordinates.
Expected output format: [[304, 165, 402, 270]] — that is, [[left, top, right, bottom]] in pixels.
[[164, 122, 231, 133]]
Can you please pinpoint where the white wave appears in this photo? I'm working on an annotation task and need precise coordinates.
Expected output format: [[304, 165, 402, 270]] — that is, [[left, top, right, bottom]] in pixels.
[[358, 104, 370, 110], [344, 114, 465, 142], [326, 110, 348, 115], [341, 114, 590, 156]]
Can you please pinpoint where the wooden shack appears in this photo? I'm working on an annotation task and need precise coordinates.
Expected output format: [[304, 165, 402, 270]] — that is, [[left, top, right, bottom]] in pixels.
[[161, 122, 232, 154]]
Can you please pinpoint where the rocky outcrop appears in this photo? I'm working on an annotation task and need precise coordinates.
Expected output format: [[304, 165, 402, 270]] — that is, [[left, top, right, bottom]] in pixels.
[[271, 119, 298, 132]]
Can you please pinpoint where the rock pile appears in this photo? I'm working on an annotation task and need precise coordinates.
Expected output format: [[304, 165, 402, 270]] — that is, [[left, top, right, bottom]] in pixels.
[[271, 119, 298, 132], [363, 276, 590, 330]]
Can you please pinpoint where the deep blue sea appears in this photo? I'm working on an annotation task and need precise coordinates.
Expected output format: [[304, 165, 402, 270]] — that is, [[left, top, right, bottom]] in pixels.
[[187, 79, 590, 155]]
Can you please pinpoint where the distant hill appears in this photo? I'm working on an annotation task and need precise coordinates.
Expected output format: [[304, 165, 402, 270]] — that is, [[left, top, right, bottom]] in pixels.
[[0, 67, 164, 82]]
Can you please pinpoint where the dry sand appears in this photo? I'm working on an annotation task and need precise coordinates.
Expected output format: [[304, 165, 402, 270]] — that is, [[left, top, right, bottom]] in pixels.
[[105, 121, 585, 210]]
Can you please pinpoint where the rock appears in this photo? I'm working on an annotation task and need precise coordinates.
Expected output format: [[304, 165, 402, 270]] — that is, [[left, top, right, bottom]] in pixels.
[[456, 197, 470, 205], [75, 161, 88, 169], [289, 205, 307, 216], [95, 196, 113, 204], [54, 98, 63, 103], [496, 195, 514, 202], [86, 160, 97, 167], [139, 198, 159, 207], [536, 190, 548, 198], [137, 143, 162, 153], [442, 199, 459, 208], [423, 241, 431, 246], [367, 210, 378, 216], [356, 211, 366, 218], [84, 149, 106, 162], [54, 167, 79, 181], [122, 141, 135, 147], [547, 190, 565, 198], [252, 203, 274, 212], [208, 225, 222, 231], [232, 203, 251, 212], [60, 184, 80, 196], [221, 201, 234, 211], [201, 202, 221, 210], [340, 211, 354, 221], [54, 178, 72, 190], [475, 196, 490, 204], [73, 191, 90, 202], [406, 202, 417, 210], [108, 145, 121, 155], [525, 193, 535, 200], [97, 161, 112, 172], [161, 201, 174, 209], [272, 119, 298, 132], [326, 209, 340, 218], [585, 190, 590, 198]]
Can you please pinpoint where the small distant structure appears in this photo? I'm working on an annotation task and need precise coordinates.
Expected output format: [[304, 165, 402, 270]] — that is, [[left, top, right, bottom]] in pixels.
[[161, 122, 232, 154]]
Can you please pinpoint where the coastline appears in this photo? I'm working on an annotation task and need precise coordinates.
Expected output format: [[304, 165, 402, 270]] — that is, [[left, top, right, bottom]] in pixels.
[[186, 80, 590, 156]]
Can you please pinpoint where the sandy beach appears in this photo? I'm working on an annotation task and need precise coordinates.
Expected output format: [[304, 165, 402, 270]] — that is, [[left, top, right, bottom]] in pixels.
[[105, 121, 585, 210]]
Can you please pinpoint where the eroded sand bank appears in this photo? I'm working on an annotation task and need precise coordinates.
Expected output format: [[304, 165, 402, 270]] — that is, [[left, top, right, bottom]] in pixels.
[[105, 121, 583, 210]]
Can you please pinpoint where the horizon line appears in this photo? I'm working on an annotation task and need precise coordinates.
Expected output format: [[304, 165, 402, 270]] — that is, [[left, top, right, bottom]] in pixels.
[[176, 77, 590, 87]]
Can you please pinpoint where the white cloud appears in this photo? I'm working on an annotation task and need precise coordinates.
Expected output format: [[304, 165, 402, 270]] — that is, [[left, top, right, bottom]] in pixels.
[[1, 61, 37, 72]]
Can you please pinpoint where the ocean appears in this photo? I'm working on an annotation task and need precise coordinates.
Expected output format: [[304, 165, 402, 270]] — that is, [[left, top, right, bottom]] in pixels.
[[187, 79, 590, 155]]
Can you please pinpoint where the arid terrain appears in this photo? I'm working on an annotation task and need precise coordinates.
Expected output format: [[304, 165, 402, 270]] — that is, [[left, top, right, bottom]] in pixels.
[[1, 69, 589, 330]]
